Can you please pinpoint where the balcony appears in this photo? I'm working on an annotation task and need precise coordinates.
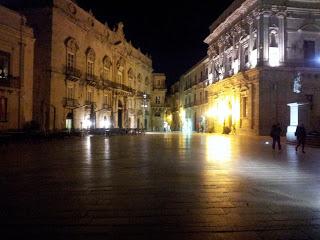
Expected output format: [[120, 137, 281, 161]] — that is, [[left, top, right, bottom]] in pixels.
[[65, 66, 82, 81], [63, 98, 79, 108], [85, 101, 97, 109], [85, 74, 99, 86]]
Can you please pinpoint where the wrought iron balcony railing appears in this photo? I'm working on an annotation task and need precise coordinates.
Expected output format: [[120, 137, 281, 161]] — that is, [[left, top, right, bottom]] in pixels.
[[85, 74, 99, 86], [63, 98, 80, 108], [65, 66, 82, 81]]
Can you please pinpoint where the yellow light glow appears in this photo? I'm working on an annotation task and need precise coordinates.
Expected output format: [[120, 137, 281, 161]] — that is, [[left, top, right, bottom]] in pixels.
[[206, 94, 240, 127], [206, 135, 231, 163]]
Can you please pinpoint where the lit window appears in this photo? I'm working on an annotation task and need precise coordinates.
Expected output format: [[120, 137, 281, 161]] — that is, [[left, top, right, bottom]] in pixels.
[[0, 97, 7, 122], [156, 96, 160, 104], [0, 51, 10, 81]]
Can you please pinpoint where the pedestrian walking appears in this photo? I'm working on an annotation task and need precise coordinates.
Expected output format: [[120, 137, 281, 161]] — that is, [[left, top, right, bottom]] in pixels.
[[270, 123, 282, 150], [295, 123, 306, 153]]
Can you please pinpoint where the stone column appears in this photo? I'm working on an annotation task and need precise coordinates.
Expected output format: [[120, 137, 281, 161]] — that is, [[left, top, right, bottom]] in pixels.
[[277, 11, 286, 64], [263, 11, 271, 64]]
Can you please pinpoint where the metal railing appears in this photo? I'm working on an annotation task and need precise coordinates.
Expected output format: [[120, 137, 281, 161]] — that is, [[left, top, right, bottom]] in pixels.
[[63, 98, 80, 108], [65, 66, 82, 81]]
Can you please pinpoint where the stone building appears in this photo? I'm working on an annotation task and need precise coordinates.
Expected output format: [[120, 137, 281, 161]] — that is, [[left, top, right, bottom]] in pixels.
[[203, 0, 320, 136], [168, 81, 180, 131], [178, 57, 209, 133], [151, 73, 167, 131], [24, 0, 153, 131], [0, 5, 35, 131]]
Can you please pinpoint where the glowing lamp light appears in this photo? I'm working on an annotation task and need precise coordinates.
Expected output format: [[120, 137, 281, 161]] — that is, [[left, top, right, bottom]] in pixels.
[[84, 119, 92, 129], [103, 119, 111, 128], [269, 47, 280, 67], [265, 141, 270, 145]]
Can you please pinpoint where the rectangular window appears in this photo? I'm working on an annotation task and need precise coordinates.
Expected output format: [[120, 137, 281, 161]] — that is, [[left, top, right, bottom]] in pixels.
[[0, 97, 8, 122], [103, 67, 109, 80], [200, 92, 203, 103], [67, 86, 75, 99], [117, 72, 123, 84], [304, 40, 315, 60], [0, 51, 10, 81], [67, 52, 75, 70], [87, 61, 94, 78], [156, 96, 160, 104], [87, 91, 93, 102]]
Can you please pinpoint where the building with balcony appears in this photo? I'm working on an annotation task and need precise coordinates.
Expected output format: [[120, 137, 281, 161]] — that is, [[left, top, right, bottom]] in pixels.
[[204, 0, 320, 136], [0, 5, 35, 131], [151, 73, 167, 131], [24, 0, 153, 131], [178, 57, 209, 132]]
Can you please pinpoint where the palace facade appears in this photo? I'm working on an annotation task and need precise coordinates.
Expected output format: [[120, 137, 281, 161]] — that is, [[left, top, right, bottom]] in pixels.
[[24, 0, 154, 131], [171, 0, 320, 136], [0, 5, 35, 131]]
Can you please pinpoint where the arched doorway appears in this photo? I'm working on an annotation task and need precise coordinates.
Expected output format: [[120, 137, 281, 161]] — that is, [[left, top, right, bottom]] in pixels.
[[66, 111, 73, 130], [118, 100, 123, 128]]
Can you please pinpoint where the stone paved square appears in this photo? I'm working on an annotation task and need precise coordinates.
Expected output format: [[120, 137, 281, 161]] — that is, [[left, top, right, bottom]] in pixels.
[[1, 133, 320, 239]]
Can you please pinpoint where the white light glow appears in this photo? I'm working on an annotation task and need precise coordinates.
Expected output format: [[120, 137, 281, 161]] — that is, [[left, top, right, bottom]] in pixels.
[[84, 118, 92, 129], [269, 47, 280, 67], [232, 59, 239, 74], [250, 49, 258, 68]]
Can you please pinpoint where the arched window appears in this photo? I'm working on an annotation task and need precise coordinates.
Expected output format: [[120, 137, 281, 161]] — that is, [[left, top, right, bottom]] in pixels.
[[127, 68, 134, 87], [65, 37, 79, 71], [116, 58, 125, 84], [137, 74, 142, 91], [252, 32, 258, 50], [86, 48, 95, 79], [102, 55, 112, 80], [269, 30, 278, 48], [145, 77, 149, 86]]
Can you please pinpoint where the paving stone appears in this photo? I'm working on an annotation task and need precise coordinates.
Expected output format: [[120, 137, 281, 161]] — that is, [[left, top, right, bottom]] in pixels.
[[1, 133, 320, 239]]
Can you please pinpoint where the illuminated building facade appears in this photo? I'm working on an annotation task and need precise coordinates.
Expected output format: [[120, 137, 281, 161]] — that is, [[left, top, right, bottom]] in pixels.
[[168, 81, 180, 131], [204, 0, 320, 135], [24, 0, 153, 131], [179, 57, 209, 133], [151, 73, 167, 131], [0, 5, 35, 131]]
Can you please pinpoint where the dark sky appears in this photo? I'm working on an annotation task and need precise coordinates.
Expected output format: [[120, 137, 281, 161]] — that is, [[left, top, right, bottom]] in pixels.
[[0, 0, 234, 87]]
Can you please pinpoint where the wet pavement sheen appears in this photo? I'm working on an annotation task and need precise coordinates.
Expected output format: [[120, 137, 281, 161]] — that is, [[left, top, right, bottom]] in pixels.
[[1, 133, 320, 239]]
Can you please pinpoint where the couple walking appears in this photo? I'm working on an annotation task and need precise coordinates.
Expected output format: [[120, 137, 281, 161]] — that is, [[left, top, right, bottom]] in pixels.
[[270, 123, 306, 153]]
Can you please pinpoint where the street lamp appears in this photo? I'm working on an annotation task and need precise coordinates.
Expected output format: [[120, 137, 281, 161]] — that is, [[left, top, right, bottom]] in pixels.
[[141, 93, 148, 130]]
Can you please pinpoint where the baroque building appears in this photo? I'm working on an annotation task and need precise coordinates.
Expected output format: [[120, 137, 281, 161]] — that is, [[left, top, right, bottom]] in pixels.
[[203, 0, 320, 136], [150, 73, 167, 131], [24, 0, 154, 131], [0, 5, 35, 131], [178, 58, 209, 133]]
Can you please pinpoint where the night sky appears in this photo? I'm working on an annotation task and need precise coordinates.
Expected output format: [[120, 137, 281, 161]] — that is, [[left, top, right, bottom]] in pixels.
[[0, 0, 235, 87]]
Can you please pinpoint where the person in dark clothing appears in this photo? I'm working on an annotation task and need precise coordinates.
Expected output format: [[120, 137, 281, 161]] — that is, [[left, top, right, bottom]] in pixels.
[[295, 123, 306, 153], [270, 123, 282, 150]]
